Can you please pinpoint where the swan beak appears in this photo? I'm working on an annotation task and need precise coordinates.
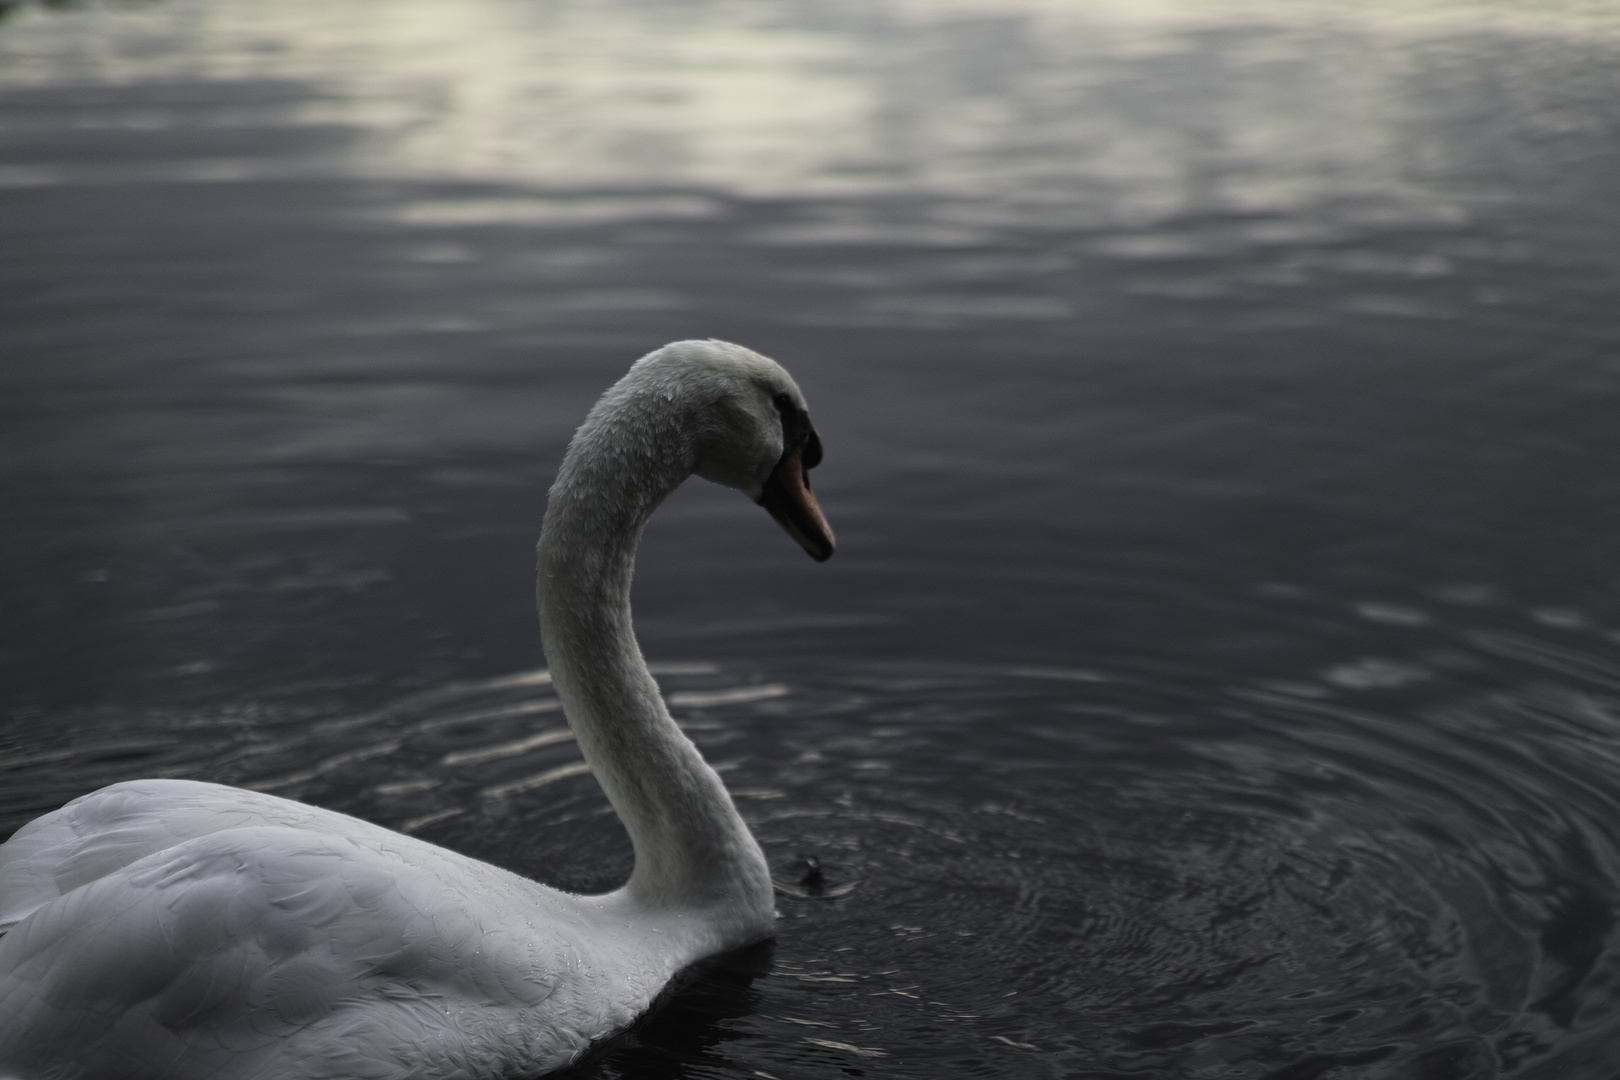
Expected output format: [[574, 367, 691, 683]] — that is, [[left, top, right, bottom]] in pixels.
[[758, 434, 835, 562]]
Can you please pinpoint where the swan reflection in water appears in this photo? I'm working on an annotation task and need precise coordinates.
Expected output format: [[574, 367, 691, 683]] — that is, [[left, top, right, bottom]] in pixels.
[[0, 341, 831, 1080]]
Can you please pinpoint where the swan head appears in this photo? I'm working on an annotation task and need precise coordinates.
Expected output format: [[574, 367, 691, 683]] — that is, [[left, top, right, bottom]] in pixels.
[[636, 339, 835, 562]]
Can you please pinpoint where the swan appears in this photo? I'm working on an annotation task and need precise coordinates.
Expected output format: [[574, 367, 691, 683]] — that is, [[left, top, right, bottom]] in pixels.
[[0, 339, 834, 1079]]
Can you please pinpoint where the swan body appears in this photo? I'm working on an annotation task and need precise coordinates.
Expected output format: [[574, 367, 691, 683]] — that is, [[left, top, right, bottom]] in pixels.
[[0, 340, 834, 1079]]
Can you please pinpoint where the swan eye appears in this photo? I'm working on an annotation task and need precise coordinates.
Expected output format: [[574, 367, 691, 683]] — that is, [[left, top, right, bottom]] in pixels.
[[769, 390, 818, 468]]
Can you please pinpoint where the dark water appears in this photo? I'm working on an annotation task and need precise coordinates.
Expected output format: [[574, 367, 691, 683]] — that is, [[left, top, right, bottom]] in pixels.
[[5, 1, 1620, 1076]]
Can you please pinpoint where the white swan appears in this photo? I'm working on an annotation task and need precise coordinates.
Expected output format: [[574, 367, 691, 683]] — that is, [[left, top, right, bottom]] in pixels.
[[0, 340, 834, 1079]]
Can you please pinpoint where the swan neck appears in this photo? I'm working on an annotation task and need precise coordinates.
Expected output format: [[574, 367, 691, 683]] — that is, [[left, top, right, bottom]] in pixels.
[[535, 388, 772, 938]]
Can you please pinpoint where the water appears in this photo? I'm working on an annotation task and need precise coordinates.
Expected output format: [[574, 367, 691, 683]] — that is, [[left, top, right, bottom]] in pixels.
[[3, 1, 1620, 1075]]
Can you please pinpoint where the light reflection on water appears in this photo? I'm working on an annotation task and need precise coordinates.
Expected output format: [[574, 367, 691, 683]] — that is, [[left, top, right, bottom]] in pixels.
[[4, 0, 1620, 1076], [4, 0, 1617, 214]]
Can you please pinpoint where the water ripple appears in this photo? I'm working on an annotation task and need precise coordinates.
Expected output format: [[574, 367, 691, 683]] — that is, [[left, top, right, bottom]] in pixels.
[[4, 641, 1620, 1075]]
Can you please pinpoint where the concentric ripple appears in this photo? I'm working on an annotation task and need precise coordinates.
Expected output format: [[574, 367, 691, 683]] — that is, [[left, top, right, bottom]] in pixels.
[[7, 614, 1620, 1078], [688, 661, 1620, 1080]]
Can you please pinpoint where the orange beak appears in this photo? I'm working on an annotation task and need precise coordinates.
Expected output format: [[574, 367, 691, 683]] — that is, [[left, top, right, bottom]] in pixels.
[[758, 434, 834, 562]]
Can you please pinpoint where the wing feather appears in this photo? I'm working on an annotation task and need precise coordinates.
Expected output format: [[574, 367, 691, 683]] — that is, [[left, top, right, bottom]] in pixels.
[[0, 824, 609, 1079], [0, 780, 425, 933], [0, 781, 679, 1078]]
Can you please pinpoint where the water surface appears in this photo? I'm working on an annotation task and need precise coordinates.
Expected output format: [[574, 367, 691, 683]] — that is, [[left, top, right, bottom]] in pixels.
[[3, 1, 1620, 1076]]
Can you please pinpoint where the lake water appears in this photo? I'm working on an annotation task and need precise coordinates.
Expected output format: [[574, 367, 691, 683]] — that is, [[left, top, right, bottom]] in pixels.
[[4, 1, 1620, 1076]]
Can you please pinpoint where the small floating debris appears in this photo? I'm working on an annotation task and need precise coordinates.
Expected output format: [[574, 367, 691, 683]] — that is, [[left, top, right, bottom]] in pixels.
[[773, 853, 861, 899]]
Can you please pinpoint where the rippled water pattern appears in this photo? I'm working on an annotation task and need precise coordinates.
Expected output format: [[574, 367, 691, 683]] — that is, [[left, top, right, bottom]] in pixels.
[[8, 620, 1620, 1077], [4, 1, 1620, 1077]]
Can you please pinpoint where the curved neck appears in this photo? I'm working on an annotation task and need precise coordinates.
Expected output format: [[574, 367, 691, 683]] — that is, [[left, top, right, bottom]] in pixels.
[[535, 380, 773, 940]]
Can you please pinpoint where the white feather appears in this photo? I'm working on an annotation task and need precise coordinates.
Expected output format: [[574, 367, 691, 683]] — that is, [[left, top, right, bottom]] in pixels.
[[0, 340, 822, 1079]]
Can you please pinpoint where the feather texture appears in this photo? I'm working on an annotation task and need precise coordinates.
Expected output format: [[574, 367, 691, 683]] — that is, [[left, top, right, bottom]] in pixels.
[[0, 341, 825, 1079]]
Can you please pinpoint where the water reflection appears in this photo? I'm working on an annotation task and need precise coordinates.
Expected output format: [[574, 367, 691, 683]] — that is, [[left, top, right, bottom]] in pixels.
[[2, 0, 1615, 219]]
